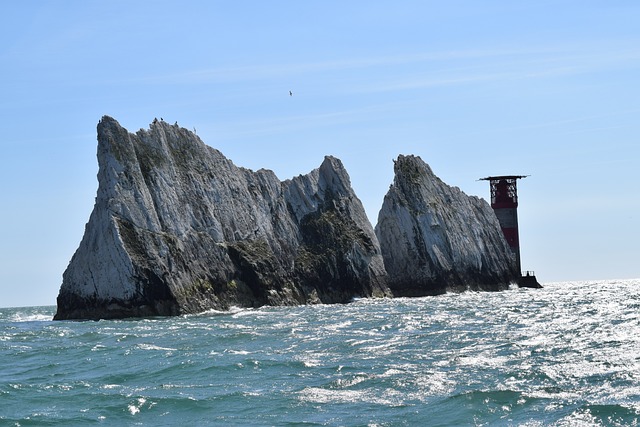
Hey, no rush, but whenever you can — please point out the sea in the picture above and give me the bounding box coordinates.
[1,279,639,426]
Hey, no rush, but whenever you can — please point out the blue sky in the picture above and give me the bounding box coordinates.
[1,1,639,307]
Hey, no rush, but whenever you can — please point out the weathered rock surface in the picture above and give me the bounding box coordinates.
[375,155,518,296]
[54,117,390,320]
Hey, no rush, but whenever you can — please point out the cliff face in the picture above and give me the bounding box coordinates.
[55,118,521,320]
[54,117,389,320]
[375,155,518,296]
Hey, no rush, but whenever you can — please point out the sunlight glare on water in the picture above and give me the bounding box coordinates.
[1,279,639,425]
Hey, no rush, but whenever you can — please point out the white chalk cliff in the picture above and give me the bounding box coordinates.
[55,118,519,320]
[54,117,390,320]
[375,155,518,296]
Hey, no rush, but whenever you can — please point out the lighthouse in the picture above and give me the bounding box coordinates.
[479,175,541,288]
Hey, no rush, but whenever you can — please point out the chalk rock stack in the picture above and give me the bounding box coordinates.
[375,155,518,296]
[55,117,521,320]
[54,117,390,320]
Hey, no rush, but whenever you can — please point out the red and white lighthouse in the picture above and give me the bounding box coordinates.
[480,175,541,288]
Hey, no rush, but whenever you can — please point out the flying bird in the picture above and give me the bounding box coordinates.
[289,90,293,96]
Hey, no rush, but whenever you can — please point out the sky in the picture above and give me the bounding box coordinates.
[1,1,639,307]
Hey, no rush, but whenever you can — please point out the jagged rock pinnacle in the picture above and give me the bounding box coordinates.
[375,155,518,296]
[54,117,390,320]
[55,119,519,320]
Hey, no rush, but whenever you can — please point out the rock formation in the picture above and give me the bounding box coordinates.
[54,116,523,320]
[375,155,518,296]
[54,117,390,320]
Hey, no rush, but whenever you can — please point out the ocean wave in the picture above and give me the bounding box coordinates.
[1,307,55,323]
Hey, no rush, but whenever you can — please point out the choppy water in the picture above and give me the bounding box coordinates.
[2,279,639,426]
